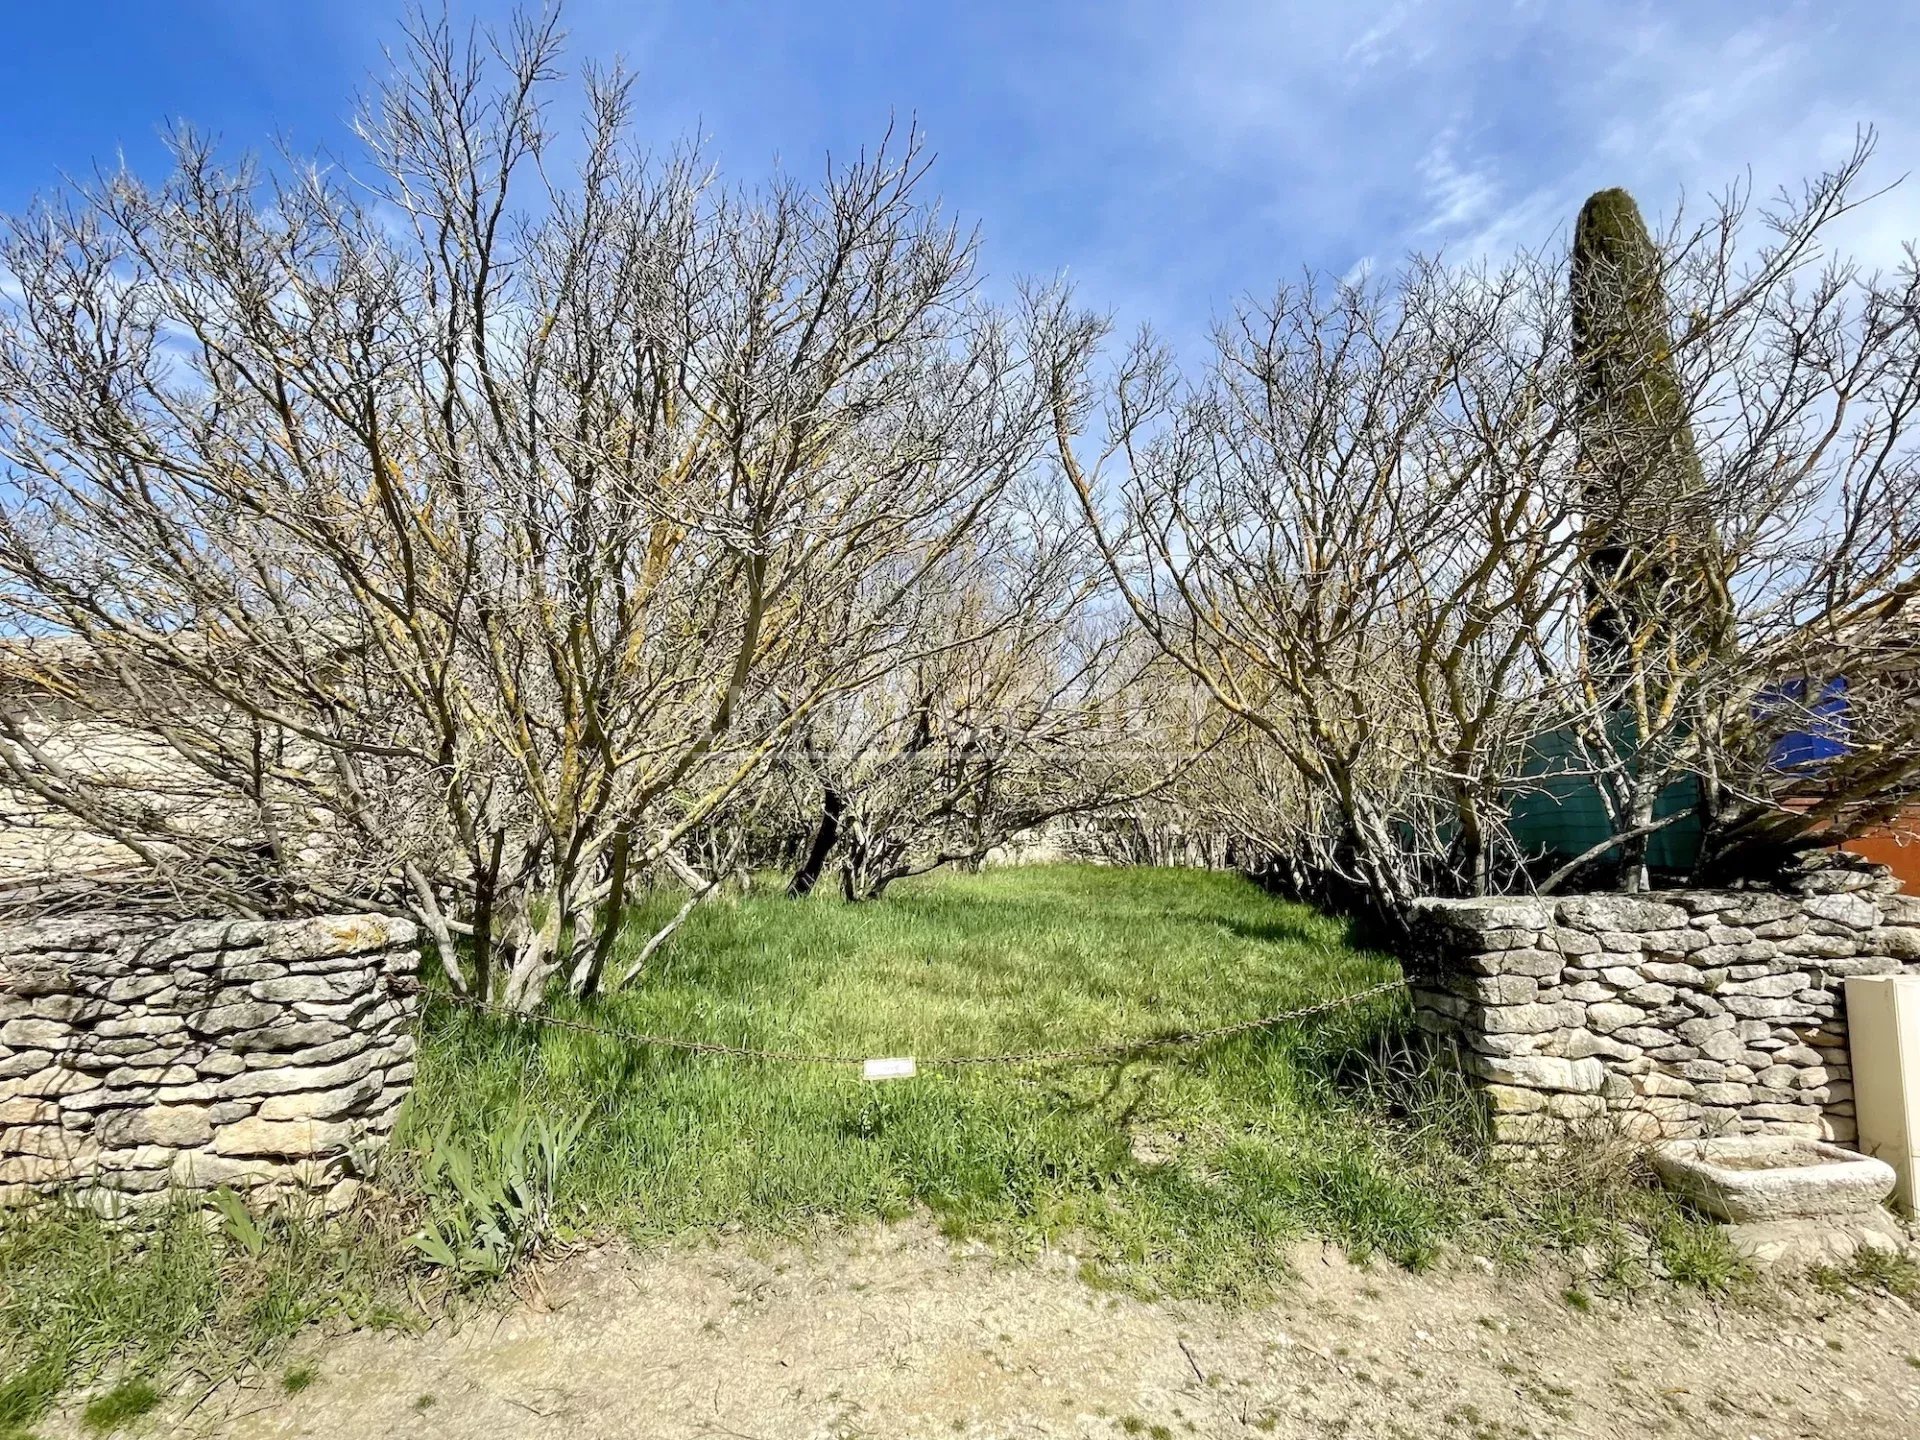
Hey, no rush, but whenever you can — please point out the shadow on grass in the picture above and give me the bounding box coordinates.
[1216,912,1349,948]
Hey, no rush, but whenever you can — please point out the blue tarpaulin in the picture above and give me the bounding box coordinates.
[1763,675,1851,771]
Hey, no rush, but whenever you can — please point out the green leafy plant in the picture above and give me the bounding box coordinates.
[1808,1246,1920,1301]
[208,1189,268,1260]
[1652,1214,1749,1293]
[411,1111,584,1283]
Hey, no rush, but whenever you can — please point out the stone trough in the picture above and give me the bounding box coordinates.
[1653,1136,1905,1266]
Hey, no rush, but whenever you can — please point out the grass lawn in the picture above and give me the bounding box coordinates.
[416,863,1424,1294]
[1,865,1747,1432]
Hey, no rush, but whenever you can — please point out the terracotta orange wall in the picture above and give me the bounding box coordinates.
[1840,802,1920,894]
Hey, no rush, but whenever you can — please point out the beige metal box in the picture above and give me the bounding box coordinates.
[1845,974,1920,1216]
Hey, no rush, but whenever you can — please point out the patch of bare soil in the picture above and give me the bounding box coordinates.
[92,1223,1920,1439]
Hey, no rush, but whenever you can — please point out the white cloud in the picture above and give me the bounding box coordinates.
[1110,0,1920,279]
[1416,128,1499,235]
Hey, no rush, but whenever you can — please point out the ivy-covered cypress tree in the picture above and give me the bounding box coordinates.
[1570,187,1724,668]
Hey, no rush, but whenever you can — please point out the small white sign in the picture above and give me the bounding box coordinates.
[862,1056,917,1081]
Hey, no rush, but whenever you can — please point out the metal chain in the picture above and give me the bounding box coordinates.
[394,974,1407,1071]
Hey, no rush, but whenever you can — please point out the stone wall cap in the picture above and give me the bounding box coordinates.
[1407,896,1552,929]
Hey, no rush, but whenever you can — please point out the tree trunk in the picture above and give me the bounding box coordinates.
[838,830,903,901]
[1619,782,1658,893]
[470,831,504,1003]
[572,824,633,999]
[788,787,845,897]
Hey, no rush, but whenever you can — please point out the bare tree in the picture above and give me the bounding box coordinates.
[1047,255,1588,921]
[1050,144,1920,917]
[0,11,1072,1006]
[776,477,1173,900]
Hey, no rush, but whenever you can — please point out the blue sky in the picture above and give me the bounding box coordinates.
[1,1,1914,351]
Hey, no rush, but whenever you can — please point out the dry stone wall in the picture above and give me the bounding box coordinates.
[1407,863,1920,1146]
[0,913,419,1210]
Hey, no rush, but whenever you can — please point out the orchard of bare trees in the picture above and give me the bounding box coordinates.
[0,11,1914,1004]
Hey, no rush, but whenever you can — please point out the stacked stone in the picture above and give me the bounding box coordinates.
[1408,864,1920,1147]
[0,913,419,1210]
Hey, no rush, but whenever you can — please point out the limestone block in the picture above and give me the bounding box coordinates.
[1742,1102,1825,1124]
[0,1048,52,1078]
[1804,893,1880,931]
[93,1013,186,1040]
[1612,1111,1667,1141]
[1,1122,100,1162]
[170,1152,310,1189]
[240,1035,369,1071]
[1490,1114,1566,1144]
[1613,1026,1675,1050]
[1563,1031,1641,1061]
[1555,896,1690,932]
[260,914,418,960]
[1484,1084,1544,1114]
[214,1051,378,1099]
[191,1001,282,1036]
[1480,927,1546,952]
[1465,1030,1547,1057]
[103,1063,198,1089]
[1586,1003,1645,1034]
[0,1153,95,1185]
[94,1104,213,1149]
[212,1115,357,1158]
[1471,1054,1605,1093]
[1820,956,1903,978]
[1699,1031,1744,1063]
[226,1019,349,1054]
[248,972,372,1005]
[1460,974,1538,1006]
[256,1072,385,1121]
[1548,927,1603,957]
[1541,1092,1605,1119]
[1479,1002,1581,1035]
[1638,1071,1696,1099]
[1722,894,1801,927]
[1641,961,1705,985]
[1466,948,1563,979]
[1779,933,1860,960]
[1719,973,1810,999]
[0,1017,70,1049]
[0,1097,57,1125]
[1723,996,1795,1019]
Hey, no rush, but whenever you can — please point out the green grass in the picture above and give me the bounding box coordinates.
[1808,1246,1920,1301]
[0,1198,411,1433]
[0,864,1735,1427]
[79,1379,159,1434]
[412,865,1443,1294]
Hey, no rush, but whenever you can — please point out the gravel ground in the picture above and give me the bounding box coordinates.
[71,1222,1920,1440]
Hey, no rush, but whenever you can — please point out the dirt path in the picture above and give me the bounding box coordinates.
[123,1224,1920,1440]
